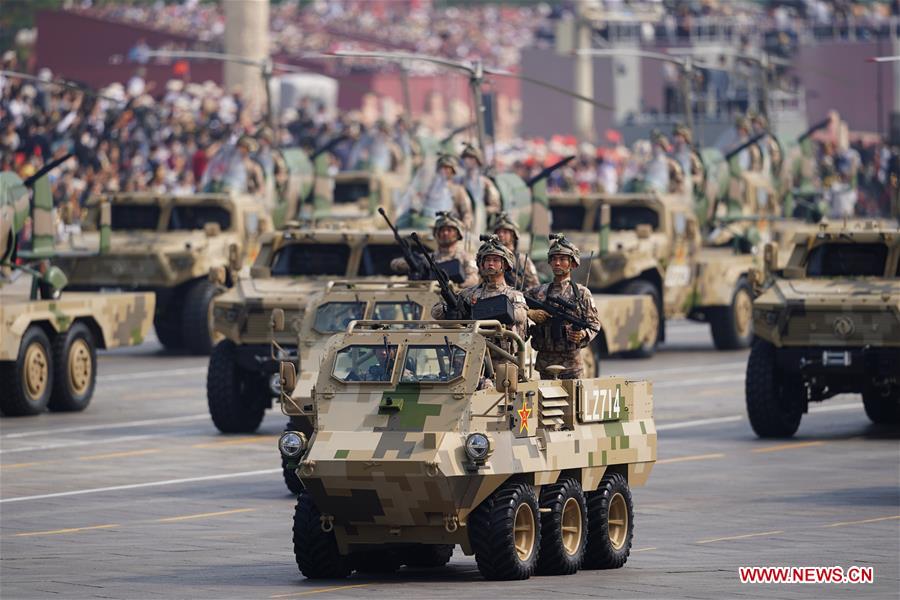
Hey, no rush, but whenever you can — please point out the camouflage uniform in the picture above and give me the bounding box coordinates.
[460,144,502,218]
[431,237,528,340]
[390,213,478,287]
[423,155,473,232]
[527,237,601,379]
[493,213,539,289]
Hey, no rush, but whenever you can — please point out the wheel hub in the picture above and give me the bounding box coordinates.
[734,290,752,336]
[24,342,49,400]
[561,497,583,555]
[608,492,628,550]
[68,338,92,395]
[513,503,536,561]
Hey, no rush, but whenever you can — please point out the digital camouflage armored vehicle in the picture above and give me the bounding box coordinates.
[53,192,272,354]
[1,167,154,416]
[549,191,755,356]
[207,230,438,433]
[746,222,900,437]
[276,319,656,580]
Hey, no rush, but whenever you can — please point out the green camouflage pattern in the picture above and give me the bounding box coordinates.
[283,320,656,553]
[752,221,900,348]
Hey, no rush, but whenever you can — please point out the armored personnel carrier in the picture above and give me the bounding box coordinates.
[276,319,656,580]
[746,222,900,437]
[53,192,272,354]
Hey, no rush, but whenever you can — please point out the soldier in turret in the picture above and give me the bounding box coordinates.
[493,213,539,289]
[527,236,601,379]
[391,212,478,288]
[459,144,502,220]
[421,154,473,231]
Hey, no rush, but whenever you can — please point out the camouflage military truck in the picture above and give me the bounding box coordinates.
[1,168,155,416]
[746,222,900,437]
[549,191,755,356]
[276,319,656,580]
[207,230,438,433]
[53,192,272,354]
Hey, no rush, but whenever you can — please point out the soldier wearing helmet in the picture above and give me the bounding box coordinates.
[645,129,670,193]
[431,235,528,339]
[459,143,502,218]
[421,154,473,231]
[527,235,601,380]
[493,213,539,289]
[391,212,478,287]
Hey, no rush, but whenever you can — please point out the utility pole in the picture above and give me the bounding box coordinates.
[573,2,595,141]
[224,0,270,117]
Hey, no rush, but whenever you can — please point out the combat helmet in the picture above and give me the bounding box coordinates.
[436,154,460,175]
[492,212,520,242]
[476,235,515,271]
[460,143,484,166]
[433,211,465,240]
[673,123,692,145]
[547,234,580,266]
[236,134,259,153]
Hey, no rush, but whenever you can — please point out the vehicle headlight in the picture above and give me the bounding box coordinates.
[464,432,491,463]
[279,431,307,459]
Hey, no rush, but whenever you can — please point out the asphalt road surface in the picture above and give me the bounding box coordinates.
[2,321,898,599]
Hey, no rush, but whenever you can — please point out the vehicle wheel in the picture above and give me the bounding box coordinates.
[862,387,900,425]
[293,493,350,579]
[0,326,53,416]
[153,298,183,350]
[469,481,541,580]
[182,279,223,355]
[537,478,587,575]
[207,340,266,433]
[48,322,96,412]
[282,456,304,495]
[745,340,804,438]
[583,472,633,570]
[620,280,660,359]
[400,544,454,568]
[710,278,754,350]
[351,549,402,574]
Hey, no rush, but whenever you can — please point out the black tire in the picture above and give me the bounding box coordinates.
[862,387,900,425]
[282,456,304,495]
[469,481,541,580]
[400,544,454,568]
[745,339,804,438]
[620,280,660,359]
[351,549,402,574]
[153,296,183,350]
[537,478,587,575]
[583,472,634,570]
[48,322,96,412]
[0,326,53,416]
[182,279,222,355]
[293,493,351,579]
[710,279,753,350]
[207,340,266,433]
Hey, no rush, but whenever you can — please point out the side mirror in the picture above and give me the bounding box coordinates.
[271,308,286,332]
[763,242,778,272]
[99,202,111,254]
[228,242,242,271]
[747,267,763,288]
[279,360,297,395]
[208,266,227,286]
[204,222,221,237]
[44,265,68,296]
[636,224,652,239]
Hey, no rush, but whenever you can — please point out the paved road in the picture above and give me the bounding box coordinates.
[2,322,898,599]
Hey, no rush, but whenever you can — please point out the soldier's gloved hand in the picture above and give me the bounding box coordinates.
[528,309,551,324]
[566,327,586,343]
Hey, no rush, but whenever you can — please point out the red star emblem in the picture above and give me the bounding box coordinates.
[518,403,532,433]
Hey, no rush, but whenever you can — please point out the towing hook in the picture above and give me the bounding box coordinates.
[444,515,459,533]
[320,515,334,533]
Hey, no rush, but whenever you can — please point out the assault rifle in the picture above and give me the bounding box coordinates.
[525,293,599,343]
[378,208,430,280]
[410,232,470,319]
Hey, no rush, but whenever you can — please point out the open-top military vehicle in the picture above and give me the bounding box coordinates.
[550,191,755,356]
[746,221,900,437]
[1,165,154,416]
[53,192,272,354]
[276,318,656,580]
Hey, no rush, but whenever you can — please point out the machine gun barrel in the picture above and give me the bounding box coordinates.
[378,208,428,279]
[526,155,576,188]
[410,232,469,319]
[724,132,768,162]
[796,117,831,143]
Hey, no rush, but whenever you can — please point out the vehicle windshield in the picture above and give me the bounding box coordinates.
[168,205,231,231]
[334,180,371,204]
[400,344,466,383]
[201,146,247,193]
[359,243,403,276]
[314,302,365,333]
[372,301,423,322]
[270,243,351,276]
[593,205,660,231]
[805,243,888,277]
[333,343,398,383]
[549,205,585,231]
[110,204,161,230]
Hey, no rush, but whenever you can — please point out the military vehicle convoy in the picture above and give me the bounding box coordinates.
[1,167,155,416]
[549,191,755,356]
[276,319,656,580]
[746,222,900,437]
[53,192,272,354]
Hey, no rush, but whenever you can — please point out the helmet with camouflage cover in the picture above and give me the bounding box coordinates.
[492,212,520,242]
[476,234,515,271]
[433,211,464,240]
[547,234,580,266]
[460,143,484,166]
[436,154,459,175]
[237,134,259,153]
[735,115,751,134]
[672,123,692,145]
